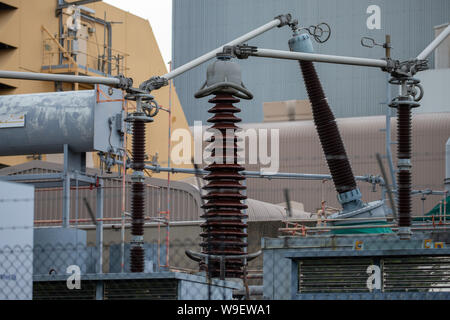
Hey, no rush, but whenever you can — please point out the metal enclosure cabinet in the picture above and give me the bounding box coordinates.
[0,84,124,156]
[262,233,450,300]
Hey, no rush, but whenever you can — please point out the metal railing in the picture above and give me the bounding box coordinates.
[42,34,129,76]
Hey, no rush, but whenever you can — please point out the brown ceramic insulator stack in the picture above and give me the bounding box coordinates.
[396,104,412,228]
[298,60,357,194]
[130,120,146,272]
[200,93,248,278]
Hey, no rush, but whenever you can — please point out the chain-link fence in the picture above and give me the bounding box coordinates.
[0,237,257,300]
[1,230,450,300]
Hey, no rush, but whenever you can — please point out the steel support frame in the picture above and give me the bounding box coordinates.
[0,146,104,284]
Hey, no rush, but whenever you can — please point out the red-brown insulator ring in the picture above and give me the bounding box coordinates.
[397,104,412,228]
[298,60,357,194]
[130,119,146,272]
[200,93,248,278]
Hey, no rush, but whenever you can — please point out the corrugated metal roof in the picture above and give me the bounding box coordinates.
[246,198,311,221]
[236,112,450,216]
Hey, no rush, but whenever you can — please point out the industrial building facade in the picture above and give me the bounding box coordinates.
[173,0,450,125]
[183,112,450,216]
[0,0,193,180]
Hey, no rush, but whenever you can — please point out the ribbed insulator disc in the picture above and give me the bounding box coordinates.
[299,60,357,194]
[397,104,412,228]
[200,94,248,278]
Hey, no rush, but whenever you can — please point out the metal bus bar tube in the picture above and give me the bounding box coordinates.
[103,157,385,184]
[145,164,384,184]
[251,48,388,68]
[0,70,123,86]
[417,23,450,60]
[0,15,293,91]
[160,14,292,81]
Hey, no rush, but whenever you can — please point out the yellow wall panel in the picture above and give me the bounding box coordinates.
[0,5,20,48]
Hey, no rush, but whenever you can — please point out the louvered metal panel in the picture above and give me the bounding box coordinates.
[33,281,97,300]
[298,258,374,293]
[297,256,450,294]
[33,279,178,300]
[104,279,178,300]
[383,256,450,292]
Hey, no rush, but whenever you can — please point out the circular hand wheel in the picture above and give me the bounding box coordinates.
[312,22,331,43]
[142,100,160,117]
[409,83,424,102]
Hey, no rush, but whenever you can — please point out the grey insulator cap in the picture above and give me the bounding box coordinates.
[194,57,253,99]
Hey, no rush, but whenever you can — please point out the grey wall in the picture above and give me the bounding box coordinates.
[173,0,450,125]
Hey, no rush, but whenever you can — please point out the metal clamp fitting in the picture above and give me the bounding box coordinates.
[114,74,133,90]
[131,235,144,244]
[337,188,362,205]
[397,158,411,168]
[398,227,412,240]
[226,45,258,60]
[139,76,169,92]
[131,171,145,183]
[275,13,292,27]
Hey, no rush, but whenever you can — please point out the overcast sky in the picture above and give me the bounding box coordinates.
[104,0,172,65]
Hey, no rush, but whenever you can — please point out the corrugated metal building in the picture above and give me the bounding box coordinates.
[0,161,309,272]
[185,112,450,216]
[242,112,450,215]
[172,0,450,125]
[0,160,309,224]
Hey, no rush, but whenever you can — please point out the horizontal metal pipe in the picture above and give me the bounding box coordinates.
[417,23,450,60]
[279,224,395,231]
[253,48,388,68]
[285,216,394,223]
[162,18,282,80]
[284,215,450,225]
[34,215,166,224]
[108,157,383,183]
[37,220,204,230]
[0,70,120,86]
[143,164,383,184]
[409,190,447,196]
